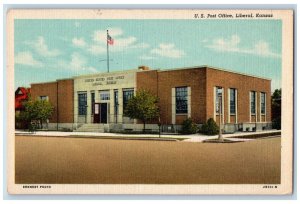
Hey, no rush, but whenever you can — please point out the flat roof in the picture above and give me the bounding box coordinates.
[157,65,271,81]
[30,78,74,86]
[30,65,272,85]
[72,69,140,79]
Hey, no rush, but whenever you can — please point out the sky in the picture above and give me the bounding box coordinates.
[14,19,282,91]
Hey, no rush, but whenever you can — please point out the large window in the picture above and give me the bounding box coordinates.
[230,88,236,115]
[100,90,110,100]
[215,87,223,114]
[91,92,95,114]
[39,96,48,101]
[123,89,134,109]
[114,90,118,122]
[250,91,256,115]
[78,93,87,115]
[175,87,188,114]
[261,92,266,114]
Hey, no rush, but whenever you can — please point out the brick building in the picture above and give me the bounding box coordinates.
[29,65,271,133]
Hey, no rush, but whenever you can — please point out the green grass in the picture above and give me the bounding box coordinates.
[202,139,242,143]
[230,132,281,139]
[16,134,188,141]
[71,135,187,141]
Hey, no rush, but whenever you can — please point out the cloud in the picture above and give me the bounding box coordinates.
[26,36,61,57]
[254,40,280,58]
[57,52,98,73]
[92,28,149,52]
[71,36,106,55]
[139,55,157,60]
[130,43,150,49]
[116,36,137,47]
[71,28,149,56]
[72,37,86,47]
[206,35,281,58]
[87,45,106,55]
[15,51,43,67]
[207,35,240,52]
[69,52,86,70]
[150,43,185,58]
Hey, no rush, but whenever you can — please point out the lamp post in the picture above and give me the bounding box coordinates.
[158,117,161,138]
[218,95,224,142]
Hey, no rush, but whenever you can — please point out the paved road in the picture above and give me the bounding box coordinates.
[15,136,281,184]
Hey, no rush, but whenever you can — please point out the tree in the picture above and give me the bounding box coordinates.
[272,89,281,129]
[124,89,160,132]
[20,99,54,129]
[200,118,219,135]
[181,118,198,134]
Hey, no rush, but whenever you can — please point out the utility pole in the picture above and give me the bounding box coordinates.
[218,95,224,142]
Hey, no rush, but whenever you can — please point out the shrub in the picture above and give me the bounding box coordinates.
[272,117,281,130]
[181,118,199,134]
[200,118,219,135]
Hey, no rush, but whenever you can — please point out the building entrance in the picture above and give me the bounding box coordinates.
[93,103,108,124]
[93,103,100,123]
[100,103,108,124]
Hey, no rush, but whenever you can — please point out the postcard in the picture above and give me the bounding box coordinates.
[6,9,293,194]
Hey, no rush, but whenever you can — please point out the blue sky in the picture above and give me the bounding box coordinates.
[14,19,282,91]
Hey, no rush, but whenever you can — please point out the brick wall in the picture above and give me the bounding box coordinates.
[30,79,74,123]
[31,82,58,123]
[137,68,207,125]
[206,67,271,124]
[136,70,158,96]
[137,67,271,125]
[57,79,74,123]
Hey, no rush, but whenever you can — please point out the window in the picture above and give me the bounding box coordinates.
[91,92,95,114]
[123,89,134,109]
[39,96,48,101]
[261,92,266,115]
[250,91,256,115]
[78,93,87,115]
[176,87,188,114]
[230,88,236,115]
[100,90,110,100]
[114,90,118,122]
[215,87,223,114]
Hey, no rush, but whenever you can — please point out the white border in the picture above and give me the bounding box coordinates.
[4,7,294,196]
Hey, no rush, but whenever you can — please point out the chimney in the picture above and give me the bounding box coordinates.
[138,65,150,71]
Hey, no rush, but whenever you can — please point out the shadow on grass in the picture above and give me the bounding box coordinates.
[202,139,243,143]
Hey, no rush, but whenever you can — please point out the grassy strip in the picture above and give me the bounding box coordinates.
[202,139,242,143]
[16,134,186,141]
[73,135,189,141]
[230,132,281,139]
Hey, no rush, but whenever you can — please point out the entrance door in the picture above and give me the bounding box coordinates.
[93,103,100,123]
[100,103,108,124]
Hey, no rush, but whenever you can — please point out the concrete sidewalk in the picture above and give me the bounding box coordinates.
[15,129,281,142]
[183,130,281,142]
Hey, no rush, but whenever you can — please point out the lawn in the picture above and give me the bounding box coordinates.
[15,135,281,184]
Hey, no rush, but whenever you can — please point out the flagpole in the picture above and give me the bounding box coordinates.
[107,30,109,73]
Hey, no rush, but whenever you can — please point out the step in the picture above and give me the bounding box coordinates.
[75,123,106,133]
[76,128,104,132]
[79,124,105,127]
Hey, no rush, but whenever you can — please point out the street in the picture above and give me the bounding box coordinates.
[15,135,281,184]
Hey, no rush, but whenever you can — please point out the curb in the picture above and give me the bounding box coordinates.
[15,134,179,142]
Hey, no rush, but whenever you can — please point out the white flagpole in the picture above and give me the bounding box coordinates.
[107,30,110,73]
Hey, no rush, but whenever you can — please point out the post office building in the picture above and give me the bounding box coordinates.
[30,65,272,133]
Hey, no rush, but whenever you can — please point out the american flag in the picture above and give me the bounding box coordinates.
[107,34,114,45]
